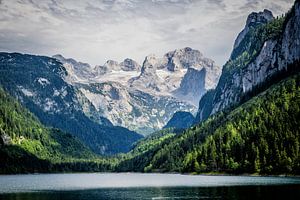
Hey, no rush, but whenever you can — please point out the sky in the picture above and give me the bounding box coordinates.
[0,0,295,66]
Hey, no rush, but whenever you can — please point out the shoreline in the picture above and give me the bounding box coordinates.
[1,171,300,178]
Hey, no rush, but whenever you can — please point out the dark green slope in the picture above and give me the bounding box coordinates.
[116,128,179,172]
[0,52,142,154]
[117,70,300,174]
[164,111,195,129]
[0,87,108,173]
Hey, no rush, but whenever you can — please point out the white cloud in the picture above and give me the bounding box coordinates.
[0,0,295,66]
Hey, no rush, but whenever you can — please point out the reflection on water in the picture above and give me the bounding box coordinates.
[0,173,300,200]
[1,186,300,200]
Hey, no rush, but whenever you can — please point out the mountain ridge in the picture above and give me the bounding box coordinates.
[55,47,221,135]
[0,52,142,155]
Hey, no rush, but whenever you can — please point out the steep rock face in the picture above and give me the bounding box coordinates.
[173,68,206,106]
[79,81,195,135]
[0,53,142,155]
[233,9,274,51]
[129,54,166,93]
[281,1,300,65]
[196,1,300,122]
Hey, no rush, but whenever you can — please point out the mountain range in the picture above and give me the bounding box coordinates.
[53,47,221,134]
[0,46,221,154]
[0,0,300,175]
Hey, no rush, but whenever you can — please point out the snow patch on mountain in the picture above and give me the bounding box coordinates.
[53,47,221,134]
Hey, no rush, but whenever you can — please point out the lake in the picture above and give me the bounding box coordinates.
[0,173,300,199]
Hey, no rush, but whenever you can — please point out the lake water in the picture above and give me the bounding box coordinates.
[0,173,300,199]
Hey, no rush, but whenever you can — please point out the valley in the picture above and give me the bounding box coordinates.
[0,0,300,177]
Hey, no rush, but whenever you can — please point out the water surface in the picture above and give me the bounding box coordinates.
[0,173,299,199]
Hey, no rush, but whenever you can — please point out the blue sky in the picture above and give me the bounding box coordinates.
[0,0,294,66]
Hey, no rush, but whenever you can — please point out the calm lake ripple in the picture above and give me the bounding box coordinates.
[0,173,300,200]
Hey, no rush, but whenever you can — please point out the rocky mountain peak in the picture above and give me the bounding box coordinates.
[120,58,141,71]
[104,60,120,71]
[233,9,274,50]
[165,47,212,71]
[53,54,91,70]
[141,54,159,76]
[246,9,274,28]
[52,54,93,82]
[52,54,64,61]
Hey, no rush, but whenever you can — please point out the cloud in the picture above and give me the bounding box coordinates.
[0,0,295,66]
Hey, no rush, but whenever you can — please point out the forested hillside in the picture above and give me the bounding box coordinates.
[116,70,300,174]
[116,128,178,172]
[0,87,113,173]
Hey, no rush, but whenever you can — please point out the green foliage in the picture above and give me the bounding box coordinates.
[192,74,300,174]
[0,87,117,173]
[119,72,300,175]
[0,87,94,160]
[115,128,178,172]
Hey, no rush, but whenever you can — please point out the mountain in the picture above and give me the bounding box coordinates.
[117,64,300,174]
[232,9,274,50]
[0,87,99,173]
[196,1,300,122]
[0,53,142,155]
[56,47,221,135]
[129,47,221,106]
[120,58,142,71]
[164,111,195,129]
[114,0,300,174]
[77,81,194,134]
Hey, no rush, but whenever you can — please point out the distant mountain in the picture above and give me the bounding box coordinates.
[76,81,194,134]
[0,53,142,155]
[196,2,300,123]
[129,47,221,106]
[164,111,195,129]
[56,47,221,135]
